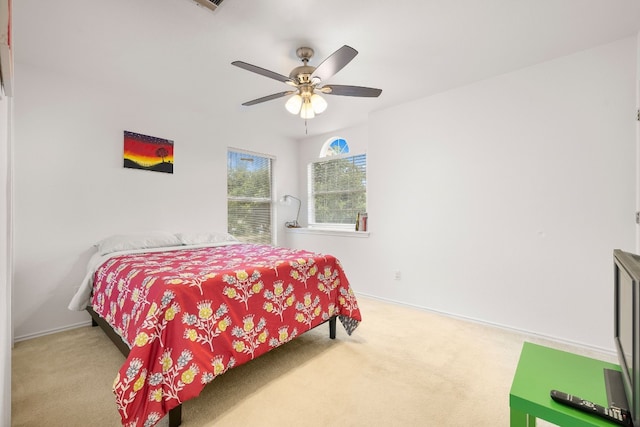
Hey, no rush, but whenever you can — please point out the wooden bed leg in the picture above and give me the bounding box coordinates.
[91,318,98,327]
[329,316,336,339]
[168,405,182,427]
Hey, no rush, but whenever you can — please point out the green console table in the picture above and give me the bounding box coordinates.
[510,341,624,427]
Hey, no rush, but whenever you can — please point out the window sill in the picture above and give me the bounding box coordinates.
[285,227,370,238]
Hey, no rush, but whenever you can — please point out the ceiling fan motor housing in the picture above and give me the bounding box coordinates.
[289,66,315,84]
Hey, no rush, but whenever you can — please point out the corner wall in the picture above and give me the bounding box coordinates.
[288,37,637,351]
[636,31,640,253]
[12,63,300,340]
[0,74,12,427]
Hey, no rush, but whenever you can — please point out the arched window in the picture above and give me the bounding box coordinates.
[309,137,367,229]
[320,137,349,157]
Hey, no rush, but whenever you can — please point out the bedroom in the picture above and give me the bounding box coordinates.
[2,0,640,425]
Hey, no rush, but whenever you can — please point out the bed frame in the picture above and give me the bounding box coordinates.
[87,306,337,427]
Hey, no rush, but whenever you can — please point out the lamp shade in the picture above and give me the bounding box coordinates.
[310,94,327,114]
[300,98,315,119]
[285,94,303,115]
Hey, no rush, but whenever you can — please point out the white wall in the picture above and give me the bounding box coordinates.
[637,32,640,253]
[11,35,638,353]
[287,37,637,352]
[12,63,299,340]
[0,81,13,427]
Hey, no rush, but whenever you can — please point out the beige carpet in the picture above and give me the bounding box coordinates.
[11,297,612,426]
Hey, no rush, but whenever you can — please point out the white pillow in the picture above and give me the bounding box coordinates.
[175,231,238,245]
[96,231,182,255]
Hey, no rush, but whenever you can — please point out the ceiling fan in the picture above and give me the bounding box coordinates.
[231,45,382,119]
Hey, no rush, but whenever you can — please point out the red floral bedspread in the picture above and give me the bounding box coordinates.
[90,243,361,427]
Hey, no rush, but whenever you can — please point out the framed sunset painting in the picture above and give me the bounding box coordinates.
[123,131,174,174]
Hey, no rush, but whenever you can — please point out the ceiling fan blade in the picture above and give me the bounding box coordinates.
[311,45,358,82]
[241,91,295,106]
[231,61,294,85]
[321,85,382,97]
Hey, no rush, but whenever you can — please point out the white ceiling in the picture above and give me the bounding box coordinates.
[12,0,640,139]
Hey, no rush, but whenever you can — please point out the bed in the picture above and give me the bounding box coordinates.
[68,231,362,427]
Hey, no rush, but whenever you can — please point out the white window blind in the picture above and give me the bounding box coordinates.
[227,150,273,244]
[308,153,366,227]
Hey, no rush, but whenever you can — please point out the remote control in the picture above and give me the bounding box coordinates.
[550,390,632,426]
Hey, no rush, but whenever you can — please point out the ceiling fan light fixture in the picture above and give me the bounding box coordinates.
[233,45,382,126]
[300,98,315,119]
[285,94,303,115]
[310,93,328,114]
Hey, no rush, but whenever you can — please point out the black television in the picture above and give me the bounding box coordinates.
[614,249,640,426]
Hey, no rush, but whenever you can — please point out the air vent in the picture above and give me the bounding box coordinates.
[191,0,223,12]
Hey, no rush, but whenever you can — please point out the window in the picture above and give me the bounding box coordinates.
[320,137,350,157]
[308,153,366,228]
[227,149,273,244]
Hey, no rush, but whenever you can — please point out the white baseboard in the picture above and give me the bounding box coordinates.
[356,292,616,360]
[13,320,92,343]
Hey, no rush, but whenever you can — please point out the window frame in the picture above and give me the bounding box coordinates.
[320,137,350,157]
[226,148,274,245]
[307,151,367,231]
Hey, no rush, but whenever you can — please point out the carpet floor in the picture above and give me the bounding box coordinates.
[11,296,612,426]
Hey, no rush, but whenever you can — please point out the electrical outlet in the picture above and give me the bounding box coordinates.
[394,270,401,281]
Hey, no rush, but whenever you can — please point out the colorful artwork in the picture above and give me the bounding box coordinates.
[124,131,174,174]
